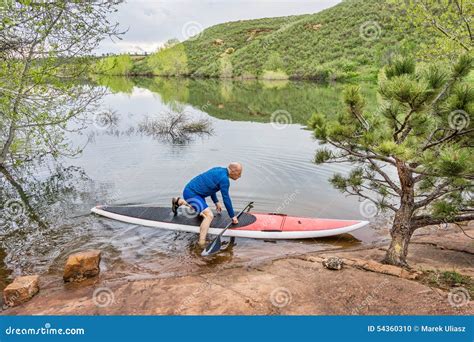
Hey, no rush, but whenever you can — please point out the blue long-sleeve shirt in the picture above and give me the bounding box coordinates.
[185,167,235,217]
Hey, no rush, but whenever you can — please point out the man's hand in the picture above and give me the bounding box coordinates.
[215,202,223,213]
[232,216,238,224]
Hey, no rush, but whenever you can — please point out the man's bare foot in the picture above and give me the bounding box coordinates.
[172,197,180,216]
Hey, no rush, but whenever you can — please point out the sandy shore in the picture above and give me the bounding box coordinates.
[2,224,473,315]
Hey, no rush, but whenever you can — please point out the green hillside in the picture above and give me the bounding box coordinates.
[96,0,433,81]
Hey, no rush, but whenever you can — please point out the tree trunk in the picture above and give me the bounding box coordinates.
[383,211,414,267]
[383,159,415,267]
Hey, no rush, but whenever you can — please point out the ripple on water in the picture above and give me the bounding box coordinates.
[1,87,386,286]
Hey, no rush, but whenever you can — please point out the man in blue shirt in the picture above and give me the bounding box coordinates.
[172,162,243,247]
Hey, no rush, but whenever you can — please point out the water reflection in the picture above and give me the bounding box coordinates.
[0,77,382,289]
[0,164,95,276]
[92,76,378,125]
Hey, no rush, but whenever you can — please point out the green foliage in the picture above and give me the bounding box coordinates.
[330,173,347,192]
[420,270,474,296]
[147,44,189,76]
[219,56,233,78]
[261,70,289,80]
[314,148,332,164]
[343,85,365,115]
[93,0,440,80]
[392,0,472,60]
[431,200,460,219]
[93,76,378,125]
[424,64,448,90]
[452,53,473,79]
[92,75,134,94]
[263,52,285,71]
[310,54,473,226]
[379,74,431,109]
[93,54,133,76]
[385,57,415,79]
[436,148,471,177]
[0,1,122,168]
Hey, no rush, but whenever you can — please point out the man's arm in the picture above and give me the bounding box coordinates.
[220,178,235,218]
[210,192,218,204]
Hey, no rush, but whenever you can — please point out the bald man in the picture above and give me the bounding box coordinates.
[172,163,243,247]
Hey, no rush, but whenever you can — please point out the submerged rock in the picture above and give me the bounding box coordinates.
[3,275,40,307]
[63,250,101,282]
[323,256,343,270]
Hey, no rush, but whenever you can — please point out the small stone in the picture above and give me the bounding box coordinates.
[63,250,101,282]
[3,275,39,307]
[323,256,343,270]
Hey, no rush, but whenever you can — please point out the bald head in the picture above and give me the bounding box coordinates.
[228,162,242,180]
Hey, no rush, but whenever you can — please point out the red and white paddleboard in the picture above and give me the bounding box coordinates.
[91,205,368,239]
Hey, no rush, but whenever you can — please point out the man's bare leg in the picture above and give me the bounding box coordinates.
[177,198,191,208]
[172,197,192,215]
[198,208,214,247]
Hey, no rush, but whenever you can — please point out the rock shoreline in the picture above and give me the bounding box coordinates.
[2,225,473,315]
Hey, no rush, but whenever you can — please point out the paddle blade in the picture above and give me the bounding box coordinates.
[201,236,222,256]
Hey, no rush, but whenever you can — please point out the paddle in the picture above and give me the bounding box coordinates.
[201,201,254,257]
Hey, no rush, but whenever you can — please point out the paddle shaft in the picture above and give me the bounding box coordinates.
[201,201,254,256]
[217,201,254,238]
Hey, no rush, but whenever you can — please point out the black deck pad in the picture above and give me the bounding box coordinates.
[101,206,257,228]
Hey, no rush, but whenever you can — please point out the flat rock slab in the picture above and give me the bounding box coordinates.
[3,225,473,315]
[3,275,39,307]
[63,250,101,282]
[3,256,473,315]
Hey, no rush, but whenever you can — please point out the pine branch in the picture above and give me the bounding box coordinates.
[419,0,471,51]
[327,139,396,166]
[394,108,415,143]
[422,128,474,151]
[414,180,452,209]
[412,214,474,229]
[367,159,402,195]
[453,0,473,44]
[345,187,398,212]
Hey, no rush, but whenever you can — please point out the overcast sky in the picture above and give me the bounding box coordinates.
[96,0,342,54]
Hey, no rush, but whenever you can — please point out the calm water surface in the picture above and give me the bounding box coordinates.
[1,78,386,286]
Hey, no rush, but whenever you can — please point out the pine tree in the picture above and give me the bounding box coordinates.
[310,54,473,267]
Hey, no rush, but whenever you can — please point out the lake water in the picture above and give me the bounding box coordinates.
[0,77,386,288]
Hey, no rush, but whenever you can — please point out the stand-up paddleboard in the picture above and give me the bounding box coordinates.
[91,205,369,239]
